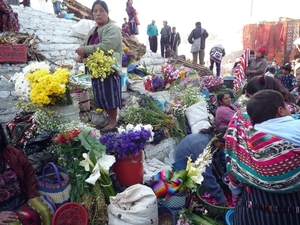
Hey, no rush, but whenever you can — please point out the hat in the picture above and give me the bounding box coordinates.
[256,46,266,55]
[283,65,292,72]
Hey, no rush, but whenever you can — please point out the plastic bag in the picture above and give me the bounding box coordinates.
[22,130,58,156]
[28,151,55,176]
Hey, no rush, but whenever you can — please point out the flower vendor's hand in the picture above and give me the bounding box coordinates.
[219,200,229,207]
[75,47,85,57]
[76,56,83,63]
[0,211,18,224]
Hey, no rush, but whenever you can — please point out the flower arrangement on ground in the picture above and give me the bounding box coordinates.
[13,62,73,107]
[161,62,184,86]
[119,95,177,135]
[122,46,135,67]
[99,124,154,158]
[84,48,115,81]
[52,129,115,224]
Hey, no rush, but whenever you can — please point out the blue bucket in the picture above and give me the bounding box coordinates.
[225,209,234,225]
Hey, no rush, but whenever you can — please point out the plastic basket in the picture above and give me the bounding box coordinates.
[225,209,234,225]
[197,185,234,217]
[158,206,176,225]
[52,202,88,225]
[0,44,27,63]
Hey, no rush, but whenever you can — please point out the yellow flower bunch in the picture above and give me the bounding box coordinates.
[26,68,70,106]
[84,48,116,81]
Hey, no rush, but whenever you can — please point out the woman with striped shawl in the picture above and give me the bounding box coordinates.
[226,78,300,225]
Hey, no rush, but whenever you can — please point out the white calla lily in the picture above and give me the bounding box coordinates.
[82,153,94,167]
[79,159,90,171]
[96,154,115,172]
[85,163,101,185]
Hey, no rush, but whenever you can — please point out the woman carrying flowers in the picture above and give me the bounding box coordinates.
[173,126,229,207]
[75,0,122,133]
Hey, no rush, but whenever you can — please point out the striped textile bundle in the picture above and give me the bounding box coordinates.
[233,49,250,92]
[225,109,300,194]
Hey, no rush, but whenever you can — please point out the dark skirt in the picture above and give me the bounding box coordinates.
[91,74,122,110]
[234,186,300,225]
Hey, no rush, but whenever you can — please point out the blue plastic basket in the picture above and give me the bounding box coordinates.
[158,206,176,225]
[225,209,234,225]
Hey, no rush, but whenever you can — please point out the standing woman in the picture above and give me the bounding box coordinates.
[126,0,139,39]
[75,0,122,133]
[215,92,238,127]
[247,46,268,79]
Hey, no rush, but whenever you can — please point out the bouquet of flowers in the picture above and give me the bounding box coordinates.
[84,48,116,81]
[172,136,218,193]
[144,75,166,92]
[99,124,154,158]
[119,95,176,130]
[53,129,114,224]
[13,62,72,107]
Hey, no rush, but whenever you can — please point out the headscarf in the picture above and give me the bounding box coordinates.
[256,46,266,55]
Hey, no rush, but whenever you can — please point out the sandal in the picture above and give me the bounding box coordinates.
[97,120,109,129]
[100,124,117,133]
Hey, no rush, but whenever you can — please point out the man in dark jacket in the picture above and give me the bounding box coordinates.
[170,27,181,56]
[160,21,171,58]
[188,22,209,65]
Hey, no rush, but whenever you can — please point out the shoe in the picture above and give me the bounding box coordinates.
[100,124,117,133]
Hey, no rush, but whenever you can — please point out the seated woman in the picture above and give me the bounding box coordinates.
[290,63,300,105]
[0,125,52,225]
[226,89,300,225]
[174,126,228,206]
[215,92,238,127]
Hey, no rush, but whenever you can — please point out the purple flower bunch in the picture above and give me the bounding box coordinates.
[152,76,165,91]
[99,125,153,158]
[122,53,134,67]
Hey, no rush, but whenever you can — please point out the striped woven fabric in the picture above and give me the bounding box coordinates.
[225,108,300,193]
[233,49,249,92]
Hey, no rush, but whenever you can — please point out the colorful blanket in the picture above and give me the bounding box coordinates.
[225,108,300,194]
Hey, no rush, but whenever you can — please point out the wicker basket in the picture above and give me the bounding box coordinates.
[71,90,90,112]
[0,44,27,63]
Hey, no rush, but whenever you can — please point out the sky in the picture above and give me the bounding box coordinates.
[32,0,300,57]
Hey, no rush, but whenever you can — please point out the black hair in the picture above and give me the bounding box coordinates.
[200,126,228,143]
[195,22,201,26]
[172,27,176,29]
[92,0,108,14]
[247,90,286,125]
[250,50,255,55]
[0,124,8,151]
[245,75,293,102]
[217,92,231,106]
[165,44,171,49]
[268,66,276,74]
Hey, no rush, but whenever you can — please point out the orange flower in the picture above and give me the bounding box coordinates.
[179,70,185,80]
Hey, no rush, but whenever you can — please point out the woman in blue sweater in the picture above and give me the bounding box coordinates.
[174,126,228,206]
